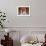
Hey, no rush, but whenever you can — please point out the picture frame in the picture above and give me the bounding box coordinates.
[17,6,31,16]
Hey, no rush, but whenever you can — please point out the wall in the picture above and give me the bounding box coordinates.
[0,0,46,27]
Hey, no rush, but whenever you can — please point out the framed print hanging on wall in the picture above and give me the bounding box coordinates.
[17,6,31,16]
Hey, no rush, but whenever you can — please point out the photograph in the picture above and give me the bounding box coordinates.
[18,7,29,15]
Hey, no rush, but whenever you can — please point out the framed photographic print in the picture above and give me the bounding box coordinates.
[17,6,30,16]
